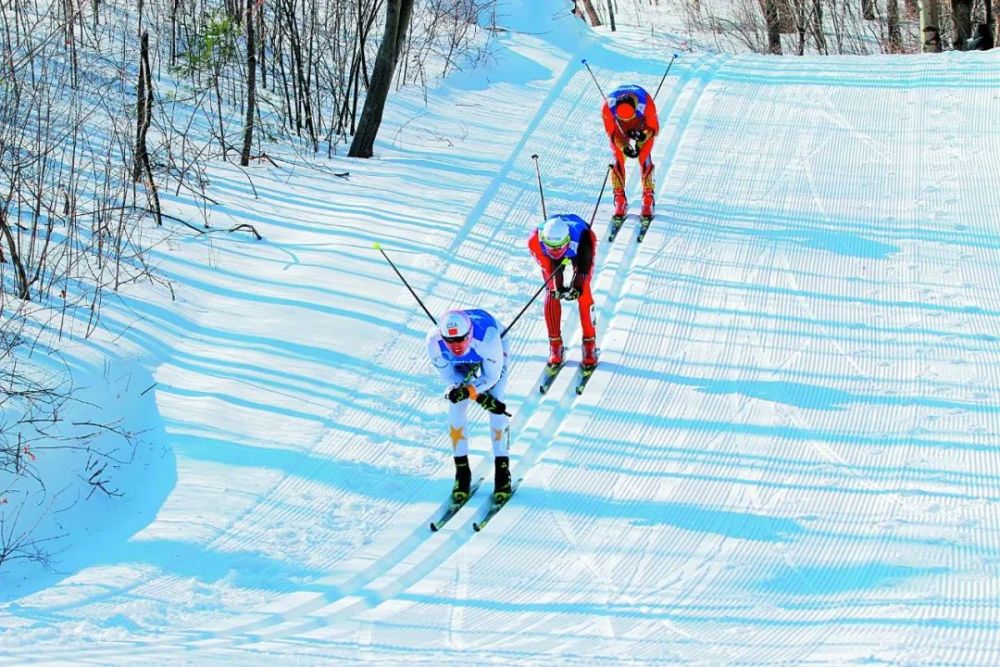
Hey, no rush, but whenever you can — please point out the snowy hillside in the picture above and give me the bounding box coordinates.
[3,0,1000,664]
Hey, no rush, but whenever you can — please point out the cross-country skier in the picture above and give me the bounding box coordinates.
[602,84,660,220]
[528,214,598,370]
[426,309,512,504]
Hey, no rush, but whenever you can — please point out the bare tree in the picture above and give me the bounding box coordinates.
[240,0,257,166]
[763,0,783,52]
[952,0,974,47]
[887,0,903,51]
[577,0,603,25]
[134,31,162,225]
[349,0,414,158]
[812,0,828,52]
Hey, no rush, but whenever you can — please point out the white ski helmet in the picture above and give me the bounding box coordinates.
[439,310,473,355]
[539,217,571,256]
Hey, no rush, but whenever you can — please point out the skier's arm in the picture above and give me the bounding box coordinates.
[572,229,596,290]
[602,104,626,150]
[645,97,660,136]
[637,135,655,165]
[468,328,504,394]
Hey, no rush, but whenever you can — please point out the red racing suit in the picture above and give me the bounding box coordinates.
[527,214,597,343]
[602,84,660,197]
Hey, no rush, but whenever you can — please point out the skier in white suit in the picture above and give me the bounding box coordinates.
[426,308,512,504]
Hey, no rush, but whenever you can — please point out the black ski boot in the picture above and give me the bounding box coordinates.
[452,455,471,503]
[493,456,512,503]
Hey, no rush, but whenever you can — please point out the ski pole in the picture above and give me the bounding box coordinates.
[653,53,679,100]
[530,154,548,220]
[501,258,570,339]
[373,243,437,325]
[581,59,607,99]
[587,164,612,229]
[583,59,632,146]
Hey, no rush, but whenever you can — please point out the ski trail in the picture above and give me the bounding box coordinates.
[0,37,598,667]
[186,52,727,652]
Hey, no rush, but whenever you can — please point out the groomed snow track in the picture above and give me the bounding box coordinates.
[3,37,1000,667]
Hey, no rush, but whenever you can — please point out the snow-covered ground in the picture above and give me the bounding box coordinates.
[3,0,1000,663]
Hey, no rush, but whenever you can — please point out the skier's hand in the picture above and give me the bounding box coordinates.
[447,385,476,403]
[476,392,508,415]
[561,287,581,301]
[623,142,639,158]
[627,128,645,142]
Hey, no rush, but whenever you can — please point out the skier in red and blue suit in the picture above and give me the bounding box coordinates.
[602,84,660,219]
[527,214,598,369]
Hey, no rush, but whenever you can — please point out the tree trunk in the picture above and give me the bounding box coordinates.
[64,0,79,88]
[241,0,256,166]
[764,0,783,53]
[134,31,150,183]
[170,0,177,67]
[134,31,161,225]
[993,0,999,46]
[607,0,617,31]
[862,0,876,20]
[953,0,973,48]
[812,0,828,53]
[578,0,602,25]
[0,200,30,301]
[348,0,414,158]
[778,0,797,33]
[887,0,902,51]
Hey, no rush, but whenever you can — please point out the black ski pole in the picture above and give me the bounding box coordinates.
[501,259,570,339]
[587,164,612,229]
[653,53,679,100]
[530,154,548,219]
[582,58,631,146]
[373,243,437,325]
[580,59,607,99]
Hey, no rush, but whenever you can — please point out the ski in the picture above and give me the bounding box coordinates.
[575,363,598,395]
[430,477,484,531]
[636,215,654,243]
[472,478,523,532]
[608,215,626,242]
[538,361,566,394]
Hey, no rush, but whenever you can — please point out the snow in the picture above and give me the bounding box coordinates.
[3,0,1000,664]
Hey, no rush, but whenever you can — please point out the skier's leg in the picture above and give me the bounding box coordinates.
[487,368,510,458]
[640,142,656,218]
[543,285,563,365]
[489,347,512,499]
[577,273,596,340]
[611,148,627,217]
[578,274,598,366]
[448,399,470,457]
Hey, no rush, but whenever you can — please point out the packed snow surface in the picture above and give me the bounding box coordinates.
[2,3,1000,665]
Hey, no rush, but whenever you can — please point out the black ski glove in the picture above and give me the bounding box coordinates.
[627,128,645,142]
[560,287,581,301]
[623,142,639,158]
[447,385,473,403]
[476,392,507,415]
